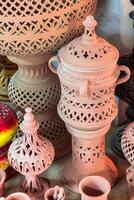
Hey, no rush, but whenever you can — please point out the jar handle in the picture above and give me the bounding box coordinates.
[116,65,131,86]
[79,79,89,98]
[48,55,60,74]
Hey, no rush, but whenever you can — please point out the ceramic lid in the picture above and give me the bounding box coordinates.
[59,15,119,71]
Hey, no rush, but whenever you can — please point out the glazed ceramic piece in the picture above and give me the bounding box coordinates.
[0,103,18,148]
[0,0,97,159]
[0,103,18,178]
[121,122,134,200]
[0,192,31,200]
[49,16,130,192]
[0,56,17,101]
[0,168,6,197]
[8,108,55,200]
[79,176,111,200]
[44,186,65,200]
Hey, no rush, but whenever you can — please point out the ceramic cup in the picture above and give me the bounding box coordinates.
[79,176,111,200]
[6,192,31,200]
[44,186,65,200]
[0,168,6,197]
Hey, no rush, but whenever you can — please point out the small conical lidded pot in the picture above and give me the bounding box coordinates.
[49,15,130,130]
[8,108,55,200]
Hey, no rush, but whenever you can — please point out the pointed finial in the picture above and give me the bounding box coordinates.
[82,15,97,43]
[20,107,39,133]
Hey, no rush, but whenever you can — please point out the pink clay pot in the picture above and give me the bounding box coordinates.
[79,176,111,200]
[6,192,31,200]
[44,186,65,200]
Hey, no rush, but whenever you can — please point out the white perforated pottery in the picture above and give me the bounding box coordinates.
[121,122,134,199]
[49,15,130,192]
[8,108,55,200]
[0,0,97,158]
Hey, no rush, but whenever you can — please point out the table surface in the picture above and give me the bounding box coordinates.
[4,126,130,200]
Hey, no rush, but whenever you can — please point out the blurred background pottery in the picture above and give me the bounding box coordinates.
[110,1,134,158]
[0,56,17,102]
[121,122,134,200]
[5,192,30,200]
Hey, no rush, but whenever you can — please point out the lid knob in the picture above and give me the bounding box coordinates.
[82,15,97,44]
[20,107,39,133]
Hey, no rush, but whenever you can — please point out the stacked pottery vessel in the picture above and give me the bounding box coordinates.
[0,103,18,179]
[49,16,130,192]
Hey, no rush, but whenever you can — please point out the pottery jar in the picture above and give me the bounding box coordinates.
[79,176,111,200]
[49,15,130,130]
[6,192,31,200]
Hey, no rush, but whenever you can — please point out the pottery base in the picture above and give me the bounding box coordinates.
[62,156,118,193]
[19,177,49,200]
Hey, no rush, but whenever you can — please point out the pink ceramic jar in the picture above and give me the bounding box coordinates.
[79,176,111,200]
[49,16,130,192]
[5,192,30,200]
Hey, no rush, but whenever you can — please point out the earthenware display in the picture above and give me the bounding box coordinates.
[0,0,97,158]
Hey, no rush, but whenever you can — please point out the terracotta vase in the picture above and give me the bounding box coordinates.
[8,108,55,200]
[0,0,97,159]
[49,15,130,192]
[79,176,111,200]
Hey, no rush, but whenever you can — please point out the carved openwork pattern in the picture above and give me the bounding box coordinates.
[8,136,54,176]
[67,38,112,62]
[8,137,54,175]
[58,84,117,128]
[72,139,105,164]
[39,114,69,142]
[8,81,60,113]
[126,166,134,187]
[122,123,134,165]
[0,0,96,56]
